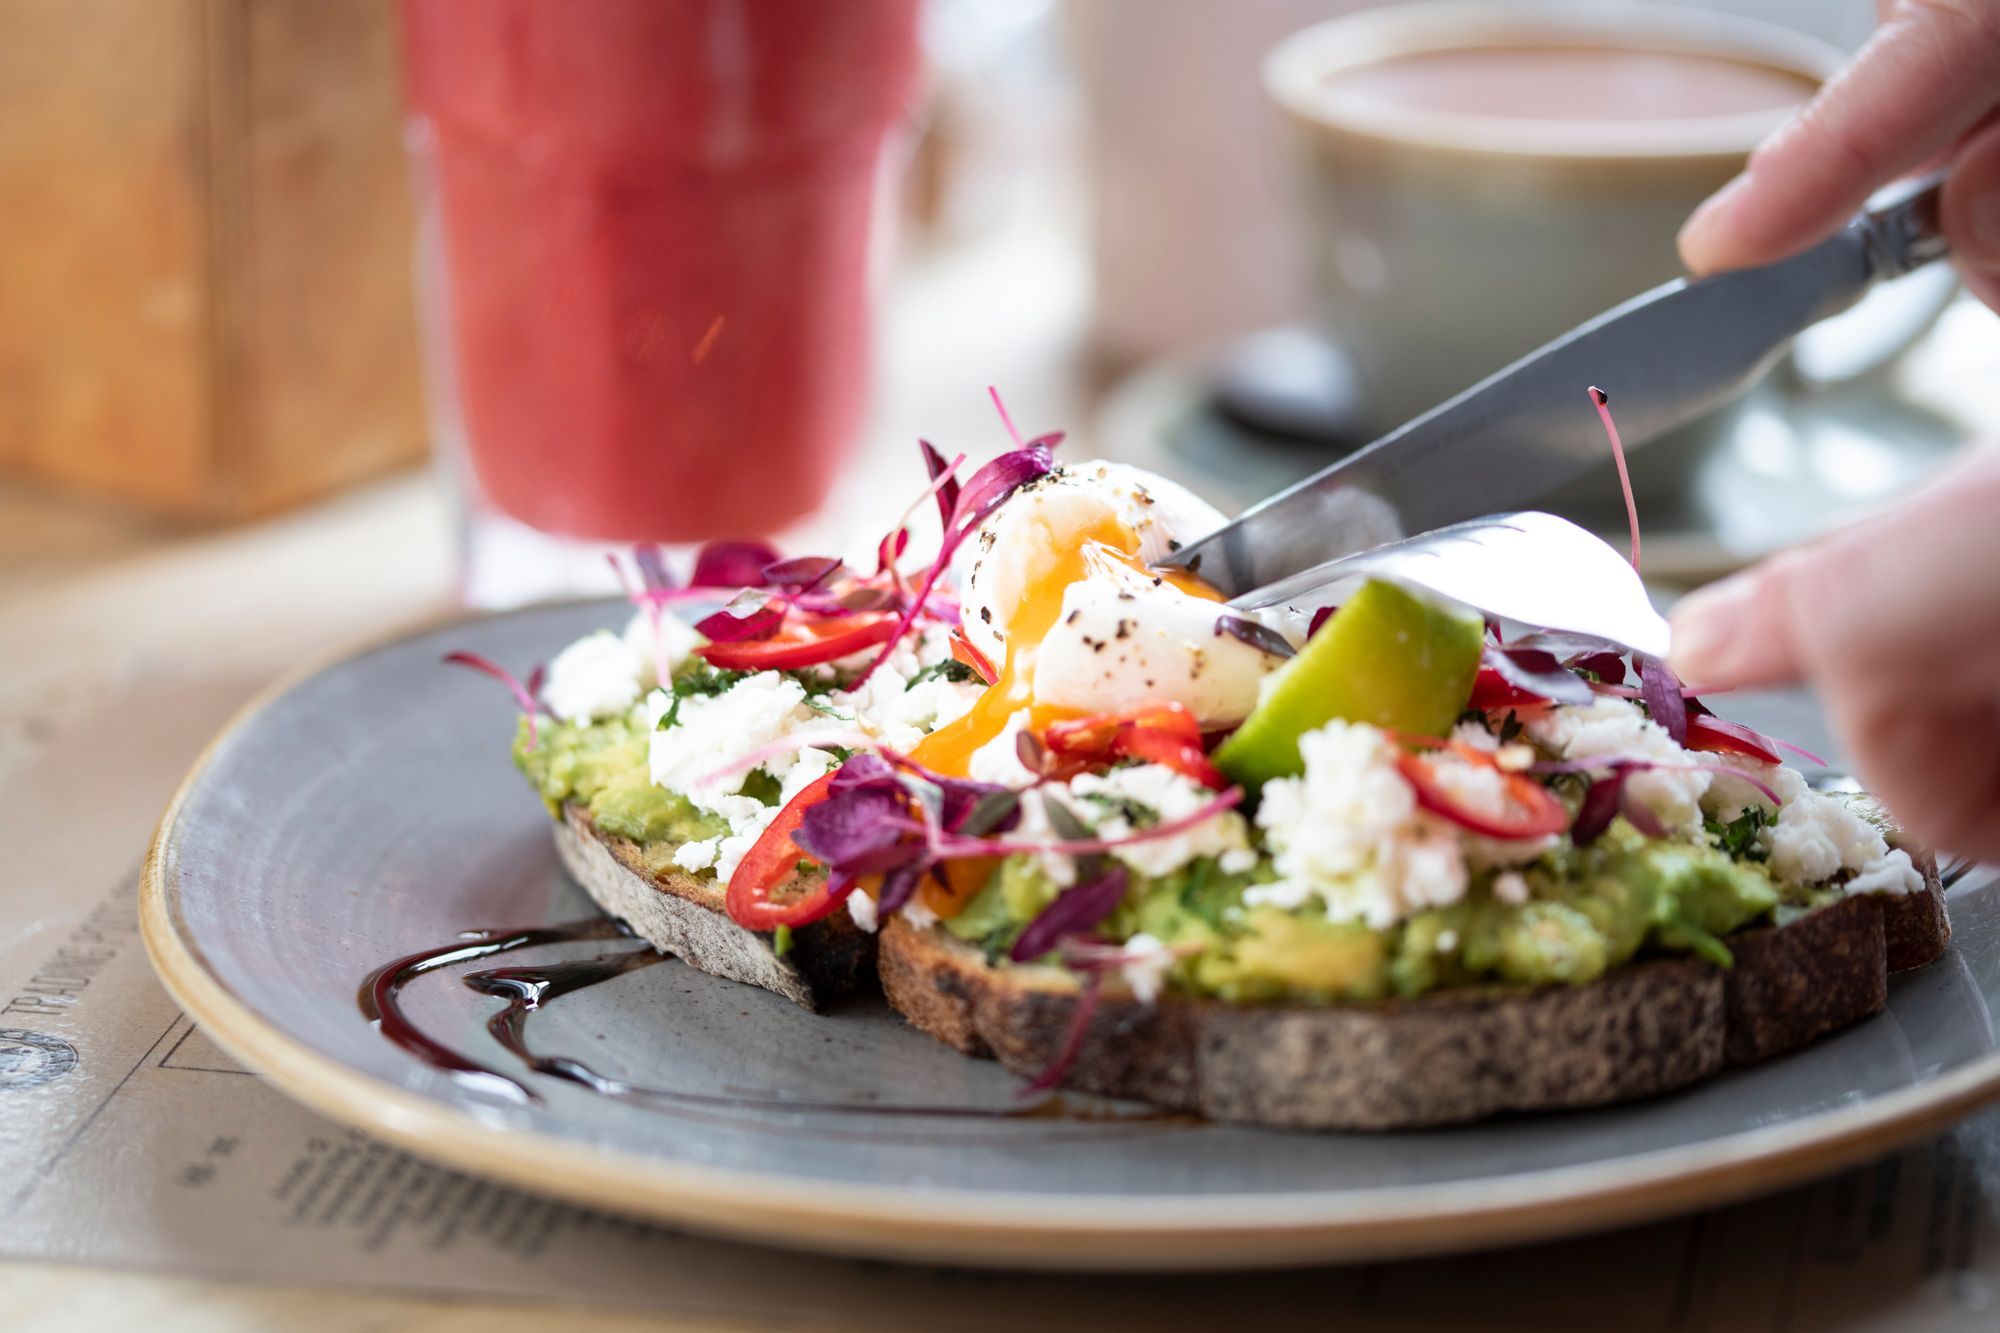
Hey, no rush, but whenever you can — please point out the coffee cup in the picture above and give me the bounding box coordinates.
[1264,1,1842,434]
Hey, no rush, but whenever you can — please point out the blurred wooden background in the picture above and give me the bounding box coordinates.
[0,0,425,520]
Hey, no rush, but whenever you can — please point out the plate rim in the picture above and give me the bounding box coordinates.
[139,603,2000,1271]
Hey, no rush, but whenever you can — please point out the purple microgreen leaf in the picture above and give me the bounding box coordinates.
[878,861,928,916]
[693,593,785,643]
[1483,644,1594,706]
[524,662,547,700]
[1509,630,1629,663]
[762,555,845,591]
[848,441,1056,689]
[1570,771,1628,845]
[876,527,909,576]
[1010,865,1130,963]
[793,782,923,876]
[942,782,1020,838]
[1572,651,1627,685]
[836,585,897,612]
[690,540,783,589]
[919,439,961,528]
[1214,614,1296,659]
[1638,655,1690,745]
[897,771,947,832]
[1618,786,1668,838]
[1015,728,1048,776]
[952,443,1056,530]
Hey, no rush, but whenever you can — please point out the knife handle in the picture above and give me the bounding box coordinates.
[1861,172,1949,280]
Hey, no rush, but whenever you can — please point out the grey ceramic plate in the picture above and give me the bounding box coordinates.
[142,601,2000,1270]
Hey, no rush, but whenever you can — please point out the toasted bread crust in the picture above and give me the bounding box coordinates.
[553,807,874,1009]
[879,856,1950,1130]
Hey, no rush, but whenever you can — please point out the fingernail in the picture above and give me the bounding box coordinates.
[1668,572,1758,682]
[1677,173,1750,272]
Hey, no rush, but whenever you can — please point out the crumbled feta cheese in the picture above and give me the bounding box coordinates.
[1526,697,1707,832]
[967,710,1039,786]
[645,674,856,881]
[1845,848,1924,896]
[647,675,848,799]
[1492,871,1530,905]
[1065,763,1254,879]
[622,610,701,688]
[1451,719,1501,752]
[542,630,646,722]
[1120,932,1174,1004]
[833,659,980,752]
[1249,720,1469,927]
[847,891,880,933]
[901,897,940,930]
[1436,929,1460,953]
[672,838,719,873]
[1765,771,1892,886]
[1698,752,1785,824]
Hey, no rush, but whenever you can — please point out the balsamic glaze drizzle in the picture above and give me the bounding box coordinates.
[360,918,1183,1123]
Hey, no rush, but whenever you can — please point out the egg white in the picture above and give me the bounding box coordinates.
[955,460,1292,727]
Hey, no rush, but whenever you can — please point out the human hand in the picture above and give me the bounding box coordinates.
[1678,0,2000,310]
[1668,443,2000,861]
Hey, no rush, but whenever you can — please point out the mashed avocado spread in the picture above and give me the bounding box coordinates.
[513,712,724,847]
[518,706,1835,1003]
[941,825,1820,1002]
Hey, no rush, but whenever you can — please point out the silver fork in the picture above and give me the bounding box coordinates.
[1226,510,1671,660]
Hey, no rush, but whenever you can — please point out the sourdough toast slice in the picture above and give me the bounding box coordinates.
[553,806,873,1009]
[878,855,1950,1130]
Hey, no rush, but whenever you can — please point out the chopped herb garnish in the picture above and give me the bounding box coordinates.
[1075,789,1161,827]
[906,659,978,690]
[1705,807,1771,862]
[772,924,794,957]
[655,694,684,731]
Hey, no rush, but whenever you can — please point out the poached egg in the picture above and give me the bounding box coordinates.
[913,460,1294,781]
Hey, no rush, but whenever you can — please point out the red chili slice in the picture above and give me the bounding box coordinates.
[1394,743,1570,840]
[697,612,899,672]
[724,771,850,931]
[949,630,998,684]
[1043,701,1227,791]
[1467,665,1550,712]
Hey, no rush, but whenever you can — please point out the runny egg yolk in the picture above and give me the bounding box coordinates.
[912,513,1220,780]
[907,513,1217,917]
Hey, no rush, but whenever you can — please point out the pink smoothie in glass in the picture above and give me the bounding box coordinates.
[401,0,923,542]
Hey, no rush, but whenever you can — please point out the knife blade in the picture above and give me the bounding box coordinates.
[1163,175,1949,601]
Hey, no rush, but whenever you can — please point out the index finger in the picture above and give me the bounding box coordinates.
[1678,0,2000,274]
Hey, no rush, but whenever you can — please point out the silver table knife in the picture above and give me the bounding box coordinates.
[1164,175,1950,605]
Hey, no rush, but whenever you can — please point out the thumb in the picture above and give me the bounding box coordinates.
[1679,1,2000,274]
[1666,552,1814,690]
[1670,441,2000,692]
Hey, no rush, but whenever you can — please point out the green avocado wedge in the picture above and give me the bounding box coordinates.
[1214,578,1484,791]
